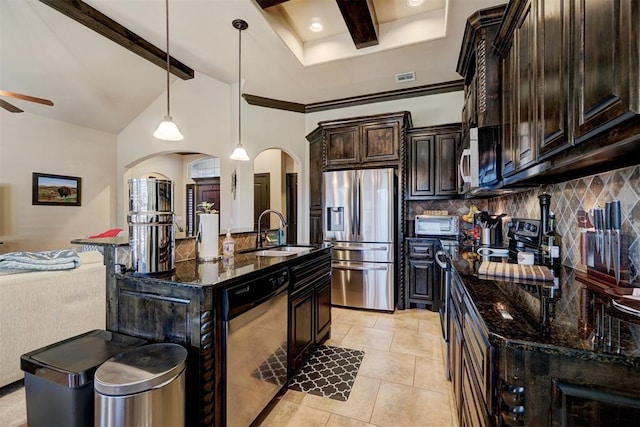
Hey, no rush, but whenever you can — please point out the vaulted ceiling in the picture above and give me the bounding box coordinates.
[0,0,505,134]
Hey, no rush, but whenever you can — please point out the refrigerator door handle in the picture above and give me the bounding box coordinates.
[333,245,388,251]
[356,171,361,238]
[332,264,389,271]
[351,171,357,236]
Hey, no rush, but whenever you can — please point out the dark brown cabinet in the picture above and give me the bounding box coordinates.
[406,124,460,200]
[290,287,314,374]
[405,238,439,310]
[495,0,640,184]
[307,127,323,244]
[324,125,360,168]
[317,111,411,170]
[537,0,570,158]
[571,0,639,143]
[456,5,505,188]
[288,252,332,375]
[449,270,495,426]
[513,0,537,171]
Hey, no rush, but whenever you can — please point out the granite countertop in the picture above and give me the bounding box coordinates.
[450,243,640,368]
[115,244,332,290]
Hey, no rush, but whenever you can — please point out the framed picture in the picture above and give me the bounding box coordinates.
[32,172,82,206]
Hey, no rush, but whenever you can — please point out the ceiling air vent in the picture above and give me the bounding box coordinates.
[395,71,415,83]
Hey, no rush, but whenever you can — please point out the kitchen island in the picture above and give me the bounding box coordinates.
[446,244,640,426]
[73,238,331,427]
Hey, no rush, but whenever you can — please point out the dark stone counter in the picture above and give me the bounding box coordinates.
[117,244,332,290]
[451,243,640,369]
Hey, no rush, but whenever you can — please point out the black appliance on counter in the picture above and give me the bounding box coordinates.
[507,218,542,263]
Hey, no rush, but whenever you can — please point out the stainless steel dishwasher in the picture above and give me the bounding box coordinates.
[221,268,289,427]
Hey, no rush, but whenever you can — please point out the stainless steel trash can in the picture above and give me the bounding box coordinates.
[20,330,147,427]
[94,343,188,427]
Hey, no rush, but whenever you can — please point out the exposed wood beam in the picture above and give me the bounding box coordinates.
[243,94,305,113]
[38,0,194,80]
[335,0,379,49]
[0,99,23,113]
[255,0,290,8]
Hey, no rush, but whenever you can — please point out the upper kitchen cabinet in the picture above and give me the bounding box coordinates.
[456,5,506,189]
[406,124,461,200]
[456,5,506,130]
[319,112,412,170]
[571,0,639,143]
[495,0,640,185]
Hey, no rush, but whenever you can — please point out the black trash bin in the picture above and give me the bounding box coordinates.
[20,329,147,427]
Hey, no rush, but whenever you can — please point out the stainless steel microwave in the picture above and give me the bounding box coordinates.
[415,215,460,237]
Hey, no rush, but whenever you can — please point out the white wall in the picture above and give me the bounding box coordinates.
[0,111,117,252]
[117,73,307,236]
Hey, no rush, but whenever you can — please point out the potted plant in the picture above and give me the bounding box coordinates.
[196,202,219,261]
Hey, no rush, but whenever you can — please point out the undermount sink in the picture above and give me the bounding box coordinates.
[253,246,314,257]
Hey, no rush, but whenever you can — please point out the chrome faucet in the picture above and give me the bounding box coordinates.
[256,209,287,248]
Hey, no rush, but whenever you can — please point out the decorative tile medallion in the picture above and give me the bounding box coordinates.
[288,345,365,401]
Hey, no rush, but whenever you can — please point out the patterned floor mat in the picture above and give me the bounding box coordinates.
[288,345,365,401]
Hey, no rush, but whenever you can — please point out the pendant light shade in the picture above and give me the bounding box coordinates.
[154,0,183,141]
[153,116,183,141]
[230,19,249,161]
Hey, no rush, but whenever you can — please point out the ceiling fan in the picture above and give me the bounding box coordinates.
[0,90,54,113]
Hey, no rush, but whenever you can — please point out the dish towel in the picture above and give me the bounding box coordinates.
[478,261,554,282]
[0,249,81,271]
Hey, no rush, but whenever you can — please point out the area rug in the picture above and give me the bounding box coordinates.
[288,345,365,401]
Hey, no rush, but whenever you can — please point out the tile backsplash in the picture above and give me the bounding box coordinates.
[405,165,640,283]
[489,165,640,283]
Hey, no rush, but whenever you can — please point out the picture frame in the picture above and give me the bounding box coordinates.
[32,172,82,206]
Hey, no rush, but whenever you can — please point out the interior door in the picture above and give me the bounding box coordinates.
[254,173,270,230]
[286,173,298,244]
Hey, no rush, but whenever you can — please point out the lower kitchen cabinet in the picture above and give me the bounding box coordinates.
[449,272,495,425]
[405,238,439,310]
[289,252,332,375]
[290,288,314,374]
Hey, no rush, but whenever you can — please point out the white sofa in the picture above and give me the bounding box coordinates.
[0,251,106,387]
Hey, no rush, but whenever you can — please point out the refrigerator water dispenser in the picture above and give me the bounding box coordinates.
[327,207,344,231]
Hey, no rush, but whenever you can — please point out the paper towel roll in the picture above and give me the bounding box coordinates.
[198,213,219,261]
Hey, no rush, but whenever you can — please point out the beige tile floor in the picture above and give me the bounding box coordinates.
[258,307,456,427]
[0,307,456,427]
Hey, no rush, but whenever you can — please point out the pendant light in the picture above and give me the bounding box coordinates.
[230,19,250,161]
[153,0,183,141]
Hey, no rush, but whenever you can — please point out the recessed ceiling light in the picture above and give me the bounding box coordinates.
[407,0,424,7]
[310,18,323,33]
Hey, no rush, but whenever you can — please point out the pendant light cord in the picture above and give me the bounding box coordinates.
[165,0,171,117]
[238,24,242,146]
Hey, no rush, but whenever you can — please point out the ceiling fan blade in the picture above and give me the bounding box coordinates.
[0,90,54,106]
[0,99,23,113]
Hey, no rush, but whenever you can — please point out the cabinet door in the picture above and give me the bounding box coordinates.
[308,131,323,209]
[309,209,323,244]
[501,47,516,177]
[290,288,314,373]
[450,310,464,422]
[514,0,537,171]
[407,259,436,304]
[537,0,570,158]
[315,277,332,342]
[435,132,460,196]
[361,121,400,163]
[572,0,638,142]
[325,126,360,168]
[407,132,435,198]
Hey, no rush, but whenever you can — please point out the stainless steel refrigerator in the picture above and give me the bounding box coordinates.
[324,168,395,311]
